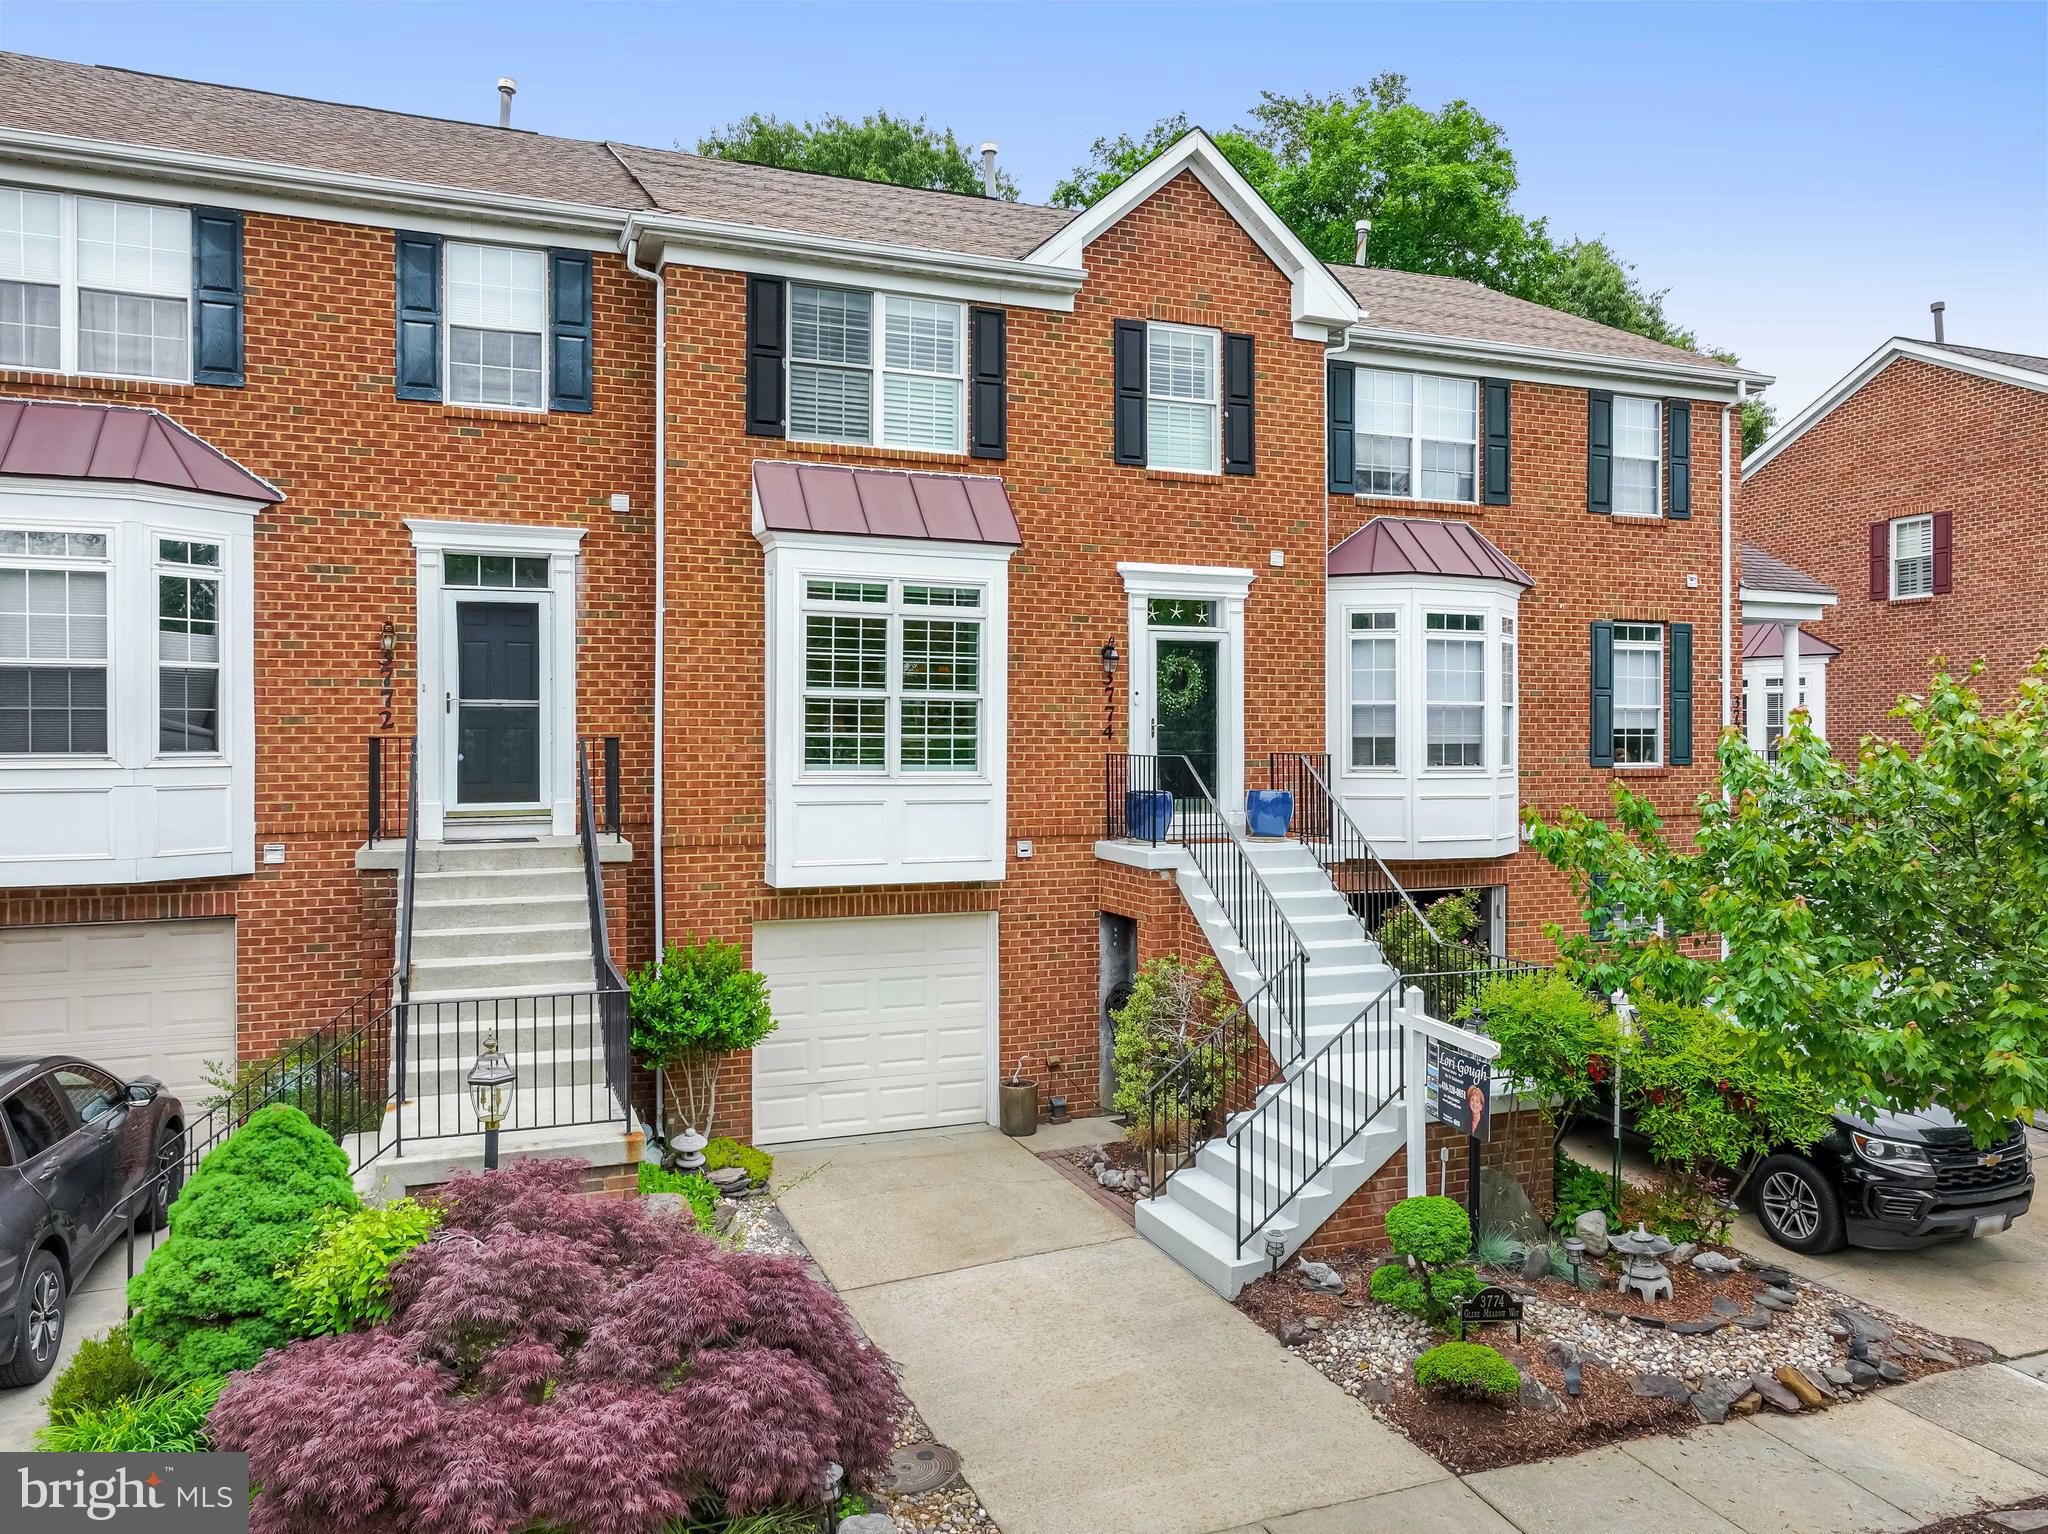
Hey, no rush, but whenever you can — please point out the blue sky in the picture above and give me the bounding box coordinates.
[3,1,2042,420]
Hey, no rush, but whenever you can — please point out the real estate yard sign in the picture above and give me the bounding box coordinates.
[1426,1036,1491,1141]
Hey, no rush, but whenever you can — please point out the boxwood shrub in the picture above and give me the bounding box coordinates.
[1412,1340,1521,1401]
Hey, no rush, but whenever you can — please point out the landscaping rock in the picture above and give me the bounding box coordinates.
[1303,1315,1329,1333]
[1296,1260,1346,1295]
[1562,1362,1582,1397]
[1731,1310,1774,1331]
[1633,1373,1692,1402]
[1277,1319,1308,1348]
[1878,1360,1908,1383]
[708,1166,750,1192]
[1847,1359,1881,1387]
[1731,1389,1763,1416]
[1755,1293,1795,1313]
[1479,1165,1550,1247]
[712,1201,739,1235]
[1750,1263,1795,1287]
[1521,1243,1555,1282]
[840,1515,901,1534]
[1833,1308,1893,1347]
[1691,1251,1742,1276]
[1690,1377,1748,1423]
[1574,1209,1611,1257]
[1751,1373,1803,1413]
[1761,1285,1800,1306]
[1822,1366,1854,1387]
[1917,1342,1960,1367]
[641,1193,691,1221]
[1546,1340,1582,1367]
[1668,1319,1725,1336]
[1519,1377,1562,1413]
[1776,1365,1830,1409]
[1357,1378,1395,1405]
[1989,1511,2048,1532]
[1669,1241,1698,1267]
[1955,1337,1997,1363]
[1625,1314,1667,1331]
[1710,1295,1746,1318]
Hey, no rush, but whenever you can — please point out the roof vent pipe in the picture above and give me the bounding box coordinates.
[497,77,517,129]
[1930,300,1946,344]
[979,141,999,197]
[1354,218,1372,265]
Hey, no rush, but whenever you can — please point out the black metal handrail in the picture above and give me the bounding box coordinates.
[1267,751,1440,946]
[396,989,625,1142]
[393,735,420,1005]
[1398,940,1549,1032]
[366,734,416,847]
[1105,752,1310,1064]
[1229,976,1405,1255]
[1140,959,1304,1191]
[577,737,631,1121]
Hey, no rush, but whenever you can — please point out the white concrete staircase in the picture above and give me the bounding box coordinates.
[408,840,597,1002]
[1135,838,1410,1298]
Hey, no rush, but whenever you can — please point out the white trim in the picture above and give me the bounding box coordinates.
[1118,562,1253,822]
[1887,512,1937,601]
[784,283,969,456]
[405,519,583,838]
[1742,651,1832,756]
[1343,328,1767,402]
[650,226,1081,313]
[1029,131,1358,335]
[1745,338,2048,478]
[1737,584,1838,625]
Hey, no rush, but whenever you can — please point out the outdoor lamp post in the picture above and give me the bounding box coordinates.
[467,1035,516,1170]
[1099,640,1121,739]
[1608,988,1638,1214]
[1265,1231,1286,1278]
[1563,1235,1587,1287]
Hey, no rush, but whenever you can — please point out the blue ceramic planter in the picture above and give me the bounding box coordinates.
[1245,789,1294,838]
[1124,788,1174,842]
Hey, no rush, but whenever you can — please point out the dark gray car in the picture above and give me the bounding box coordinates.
[0,1056,185,1387]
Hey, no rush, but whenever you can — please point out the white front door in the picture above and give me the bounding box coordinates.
[0,919,235,1109]
[440,586,550,815]
[749,914,996,1145]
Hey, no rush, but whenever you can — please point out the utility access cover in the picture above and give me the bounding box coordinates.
[883,1441,962,1495]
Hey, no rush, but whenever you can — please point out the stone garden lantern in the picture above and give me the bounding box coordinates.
[1612,1223,1675,1303]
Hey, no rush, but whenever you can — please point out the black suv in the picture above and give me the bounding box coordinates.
[1751,1105,2035,1255]
[0,1057,186,1387]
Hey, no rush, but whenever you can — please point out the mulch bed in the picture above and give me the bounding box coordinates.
[1896,1493,2048,1534]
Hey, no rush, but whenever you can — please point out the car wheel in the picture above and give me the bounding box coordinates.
[0,1250,66,1388]
[1754,1153,1846,1255]
[138,1129,186,1233]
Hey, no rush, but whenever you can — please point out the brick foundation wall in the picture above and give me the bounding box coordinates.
[1,210,657,1057]
[1742,356,2048,751]
[1300,1102,1551,1256]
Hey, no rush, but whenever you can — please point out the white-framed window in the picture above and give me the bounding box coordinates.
[1424,611,1485,768]
[1357,369,1478,503]
[1347,610,1398,769]
[0,527,111,755]
[1146,322,1219,474]
[1499,614,1518,768]
[1612,396,1662,517]
[0,186,190,382]
[1890,514,1934,599]
[1612,622,1664,764]
[788,284,965,454]
[800,577,982,775]
[445,241,546,411]
[156,537,221,755]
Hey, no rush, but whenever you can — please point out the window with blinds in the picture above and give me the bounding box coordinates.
[1612,396,1662,517]
[1612,622,1664,763]
[1,187,192,382]
[789,284,965,453]
[1348,610,1398,768]
[445,242,546,410]
[1424,612,1486,768]
[799,576,982,773]
[0,529,111,755]
[1145,322,1219,473]
[1890,514,1934,598]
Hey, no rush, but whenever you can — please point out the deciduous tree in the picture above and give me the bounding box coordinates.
[698,111,1018,199]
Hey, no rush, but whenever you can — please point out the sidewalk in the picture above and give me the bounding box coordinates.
[0,1243,128,1451]
[775,1121,2048,1534]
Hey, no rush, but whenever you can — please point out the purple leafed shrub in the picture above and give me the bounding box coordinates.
[208,1160,900,1534]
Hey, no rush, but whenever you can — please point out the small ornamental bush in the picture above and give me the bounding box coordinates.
[45,1324,152,1425]
[208,1158,901,1534]
[1375,889,1481,975]
[704,1136,774,1184]
[1386,1195,1471,1266]
[631,937,778,1140]
[280,1197,442,1336]
[37,1376,223,1452]
[128,1104,357,1381]
[638,1161,720,1232]
[1413,1340,1521,1402]
[1367,1261,1484,1322]
[1108,956,1240,1139]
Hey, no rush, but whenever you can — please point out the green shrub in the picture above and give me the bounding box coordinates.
[1553,1151,1619,1232]
[1367,1261,1485,1322]
[1412,1341,1521,1402]
[279,1197,441,1336]
[202,1038,384,1143]
[36,1376,224,1453]
[638,1161,720,1231]
[703,1137,773,1184]
[45,1325,152,1425]
[630,937,778,1140]
[1375,889,1481,975]
[128,1104,358,1381]
[1386,1195,1471,1265]
[1108,956,1237,1130]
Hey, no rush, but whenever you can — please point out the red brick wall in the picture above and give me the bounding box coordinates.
[1330,378,1737,960]
[1,211,656,1057]
[1301,1103,1550,1255]
[1742,356,2048,750]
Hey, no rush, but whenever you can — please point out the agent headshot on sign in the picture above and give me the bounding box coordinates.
[1466,1082,1487,1133]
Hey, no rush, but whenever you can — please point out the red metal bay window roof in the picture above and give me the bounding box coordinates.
[0,398,281,504]
[752,460,1020,546]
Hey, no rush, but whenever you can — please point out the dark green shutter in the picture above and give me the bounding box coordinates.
[745,275,786,437]
[1112,319,1146,466]
[1586,390,1613,514]
[191,207,244,388]
[393,230,442,402]
[1482,377,1511,504]
[1326,360,1356,493]
[1668,622,1694,765]
[1666,399,1692,518]
[547,249,593,414]
[969,306,1007,460]
[1223,331,1255,475]
[1589,620,1615,766]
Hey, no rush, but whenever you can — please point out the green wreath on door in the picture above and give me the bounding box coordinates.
[1156,651,1209,716]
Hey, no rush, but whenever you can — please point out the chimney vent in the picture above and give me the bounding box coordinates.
[979,142,999,197]
[1354,218,1372,265]
[1930,300,1946,344]
[497,77,517,130]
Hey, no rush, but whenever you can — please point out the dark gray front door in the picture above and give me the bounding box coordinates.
[455,601,541,805]
[1154,636,1220,805]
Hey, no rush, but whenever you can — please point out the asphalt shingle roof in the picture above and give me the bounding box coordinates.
[1740,543,1836,598]
[1923,341,2048,377]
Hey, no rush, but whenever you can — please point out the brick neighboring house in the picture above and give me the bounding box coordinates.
[1742,336,2048,754]
[0,53,1770,1274]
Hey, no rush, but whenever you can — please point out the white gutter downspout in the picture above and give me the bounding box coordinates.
[1721,383,1741,733]
[620,220,666,956]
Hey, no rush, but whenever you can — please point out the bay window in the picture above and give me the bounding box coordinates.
[0,186,190,382]
[156,538,221,753]
[801,578,981,774]
[1611,622,1664,764]
[789,284,965,453]
[0,529,109,755]
[1358,369,1478,503]
[1424,612,1485,767]
[1347,610,1397,768]
[445,241,545,410]
[1612,396,1662,517]
[1499,615,1517,767]
[1146,322,1220,474]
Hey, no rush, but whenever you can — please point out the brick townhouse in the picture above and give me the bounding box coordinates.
[1742,330,2048,754]
[0,53,1770,1271]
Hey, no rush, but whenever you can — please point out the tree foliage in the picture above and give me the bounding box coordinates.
[698,111,1018,199]
[1528,659,2048,1143]
[208,1159,901,1534]
[1108,954,1236,1127]
[630,937,778,1137]
[279,1197,442,1337]
[128,1104,357,1381]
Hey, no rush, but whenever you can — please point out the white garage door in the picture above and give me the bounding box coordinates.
[751,914,993,1146]
[0,919,235,1110]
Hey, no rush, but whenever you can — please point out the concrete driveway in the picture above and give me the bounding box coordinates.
[770,1121,1454,1534]
[0,1241,129,1450]
[1727,1122,2048,1356]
